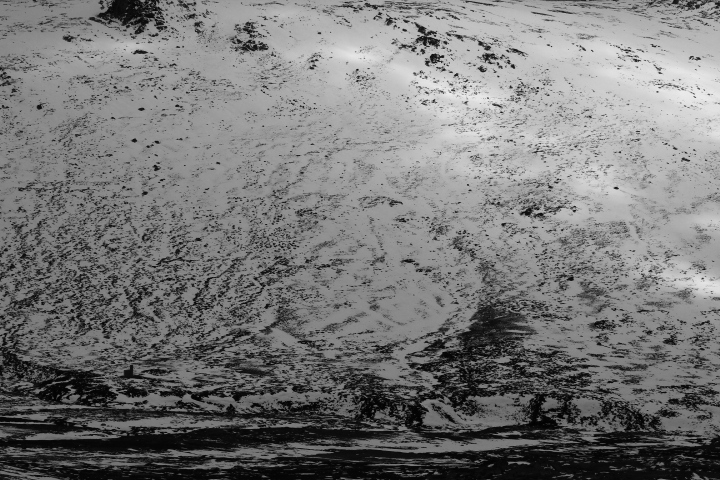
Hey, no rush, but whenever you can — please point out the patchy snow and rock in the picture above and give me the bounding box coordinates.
[2,0,720,469]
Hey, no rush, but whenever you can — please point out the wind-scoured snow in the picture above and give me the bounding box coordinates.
[1,0,720,450]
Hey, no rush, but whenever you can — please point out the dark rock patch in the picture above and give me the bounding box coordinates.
[460,305,535,348]
[95,0,166,34]
[0,348,115,406]
[359,196,403,208]
[232,22,269,52]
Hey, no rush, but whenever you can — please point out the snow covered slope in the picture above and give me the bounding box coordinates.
[1,0,720,435]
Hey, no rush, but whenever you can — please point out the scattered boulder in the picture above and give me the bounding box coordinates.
[0,70,13,87]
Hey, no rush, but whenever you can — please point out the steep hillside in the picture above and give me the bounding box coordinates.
[1,0,720,444]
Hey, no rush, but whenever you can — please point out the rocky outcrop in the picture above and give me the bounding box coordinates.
[95,0,166,33]
[648,0,720,17]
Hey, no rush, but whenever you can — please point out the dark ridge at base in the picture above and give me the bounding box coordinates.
[1,427,719,479]
[0,348,660,433]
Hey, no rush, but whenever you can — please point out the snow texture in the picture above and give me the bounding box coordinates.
[1,0,720,456]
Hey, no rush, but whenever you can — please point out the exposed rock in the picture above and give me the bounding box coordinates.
[96,0,166,33]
